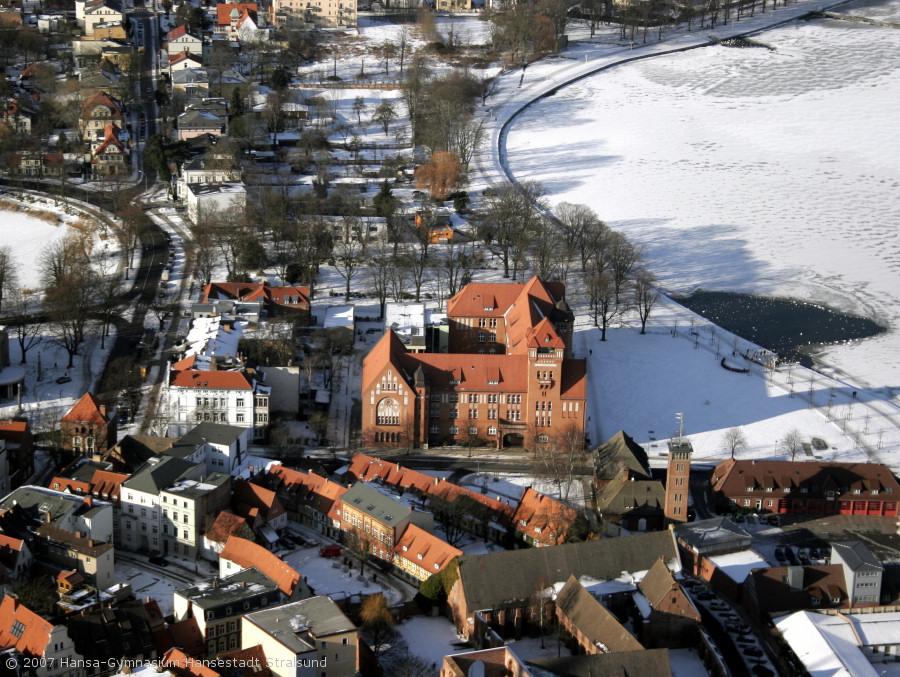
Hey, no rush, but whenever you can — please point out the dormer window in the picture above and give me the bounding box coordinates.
[417,553,423,560]
[853,489,861,494]
[784,487,791,494]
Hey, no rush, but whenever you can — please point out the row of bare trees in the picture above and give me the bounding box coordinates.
[475,182,659,339]
[0,232,123,373]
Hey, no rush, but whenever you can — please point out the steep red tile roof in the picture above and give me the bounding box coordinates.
[220,536,300,596]
[711,459,900,503]
[0,421,28,434]
[91,470,128,499]
[360,330,407,393]
[266,466,348,519]
[348,454,435,494]
[61,392,109,425]
[166,24,188,41]
[92,122,126,158]
[447,282,525,318]
[169,51,200,66]
[170,369,252,390]
[200,282,310,309]
[219,644,270,676]
[163,647,220,677]
[394,523,461,576]
[81,91,122,119]
[215,3,258,27]
[166,617,206,658]
[512,487,578,546]
[233,481,285,523]
[428,479,516,523]
[205,511,251,545]
[0,535,25,571]
[50,468,127,501]
[172,354,197,371]
[362,331,535,394]
[0,595,53,657]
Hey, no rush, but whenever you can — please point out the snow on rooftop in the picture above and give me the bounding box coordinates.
[774,610,892,677]
[708,549,769,584]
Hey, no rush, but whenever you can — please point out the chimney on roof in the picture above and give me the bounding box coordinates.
[785,566,804,591]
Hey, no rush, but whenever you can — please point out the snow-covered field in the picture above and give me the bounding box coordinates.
[576,298,894,463]
[507,3,900,389]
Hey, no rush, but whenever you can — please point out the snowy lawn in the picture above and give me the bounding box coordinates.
[576,298,873,463]
[395,616,468,667]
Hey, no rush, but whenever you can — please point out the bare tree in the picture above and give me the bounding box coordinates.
[633,268,658,334]
[587,268,617,341]
[555,202,605,271]
[439,238,474,298]
[372,101,398,136]
[0,245,19,313]
[44,269,97,369]
[478,181,543,279]
[723,427,747,460]
[781,429,804,461]
[609,232,640,307]
[332,216,365,301]
[352,96,366,127]
[529,424,587,503]
[369,238,393,319]
[6,288,42,364]
[360,593,394,657]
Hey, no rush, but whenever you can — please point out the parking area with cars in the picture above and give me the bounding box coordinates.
[682,576,778,677]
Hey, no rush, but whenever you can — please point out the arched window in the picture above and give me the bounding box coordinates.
[376,398,400,426]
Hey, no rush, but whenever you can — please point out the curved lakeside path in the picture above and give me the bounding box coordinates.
[471,0,900,467]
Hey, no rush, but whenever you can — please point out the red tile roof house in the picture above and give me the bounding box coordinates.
[200,281,311,322]
[0,594,84,670]
[346,452,515,543]
[165,363,269,440]
[710,459,900,517]
[0,420,34,489]
[60,392,116,456]
[361,276,586,450]
[512,487,580,547]
[232,480,287,535]
[218,535,304,598]
[392,523,462,584]
[264,464,346,539]
[0,534,31,581]
[201,510,255,560]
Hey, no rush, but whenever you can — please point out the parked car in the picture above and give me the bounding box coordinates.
[319,544,342,558]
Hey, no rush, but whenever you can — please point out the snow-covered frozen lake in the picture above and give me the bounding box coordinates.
[507,0,900,388]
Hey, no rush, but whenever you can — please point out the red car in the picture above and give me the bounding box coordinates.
[319,545,342,558]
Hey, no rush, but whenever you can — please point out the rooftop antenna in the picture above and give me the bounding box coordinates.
[675,412,685,442]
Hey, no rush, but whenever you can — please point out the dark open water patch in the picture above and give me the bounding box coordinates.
[675,291,886,365]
